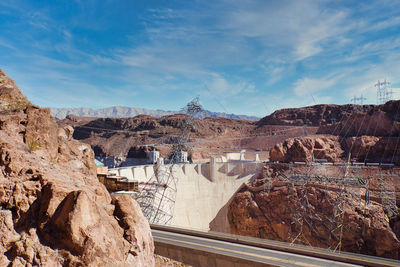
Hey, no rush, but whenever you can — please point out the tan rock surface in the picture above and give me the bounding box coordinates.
[0,69,154,266]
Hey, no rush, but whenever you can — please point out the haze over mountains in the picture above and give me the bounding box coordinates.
[50,106,260,120]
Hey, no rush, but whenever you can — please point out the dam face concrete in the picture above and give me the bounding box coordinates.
[109,161,264,231]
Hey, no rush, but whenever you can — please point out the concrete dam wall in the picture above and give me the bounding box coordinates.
[109,161,264,230]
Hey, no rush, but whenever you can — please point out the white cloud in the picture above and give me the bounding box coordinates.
[244,83,256,93]
[369,15,400,31]
[0,38,15,50]
[210,76,230,94]
[206,75,255,96]
[293,77,336,97]
[294,42,323,61]
[2,0,400,116]
[220,1,353,62]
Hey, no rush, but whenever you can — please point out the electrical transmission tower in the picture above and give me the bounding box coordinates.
[277,157,367,251]
[168,96,203,162]
[376,172,399,219]
[376,79,392,105]
[134,97,204,225]
[350,95,367,105]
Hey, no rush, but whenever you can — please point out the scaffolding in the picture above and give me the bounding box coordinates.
[135,165,178,224]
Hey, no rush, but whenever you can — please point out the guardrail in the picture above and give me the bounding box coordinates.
[151,224,399,267]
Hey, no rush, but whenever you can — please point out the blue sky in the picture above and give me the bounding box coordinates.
[1,0,400,117]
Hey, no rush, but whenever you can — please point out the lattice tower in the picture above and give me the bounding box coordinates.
[376,171,399,219]
[376,79,392,105]
[281,159,367,251]
[288,162,316,246]
[134,97,204,225]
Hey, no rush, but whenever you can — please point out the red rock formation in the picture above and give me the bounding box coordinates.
[318,111,400,137]
[0,69,154,266]
[228,173,400,259]
[258,101,400,134]
[317,100,400,137]
[257,104,361,126]
[343,136,400,164]
[269,135,344,163]
[269,134,400,164]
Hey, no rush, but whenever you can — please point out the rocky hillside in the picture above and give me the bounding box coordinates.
[56,101,400,163]
[57,113,320,164]
[58,114,258,160]
[267,101,400,163]
[257,104,361,126]
[317,100,400,137]
[51,106,260,121]
[0,69,155,266]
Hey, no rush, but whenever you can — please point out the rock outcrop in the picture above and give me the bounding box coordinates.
[257,104,361,127]
[269,135,344,163]
[343,136,400,163]
[269,134,400,164]
[317,100,400,137]
[258,101,400,132]
[228,170,400,259]
[0,69,154,266]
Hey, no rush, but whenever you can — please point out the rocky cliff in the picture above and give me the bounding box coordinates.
[0,69,155,266]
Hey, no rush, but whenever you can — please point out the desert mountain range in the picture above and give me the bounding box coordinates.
[50,106,260,121]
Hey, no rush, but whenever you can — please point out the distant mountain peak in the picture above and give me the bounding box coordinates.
[50,106,260,121]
